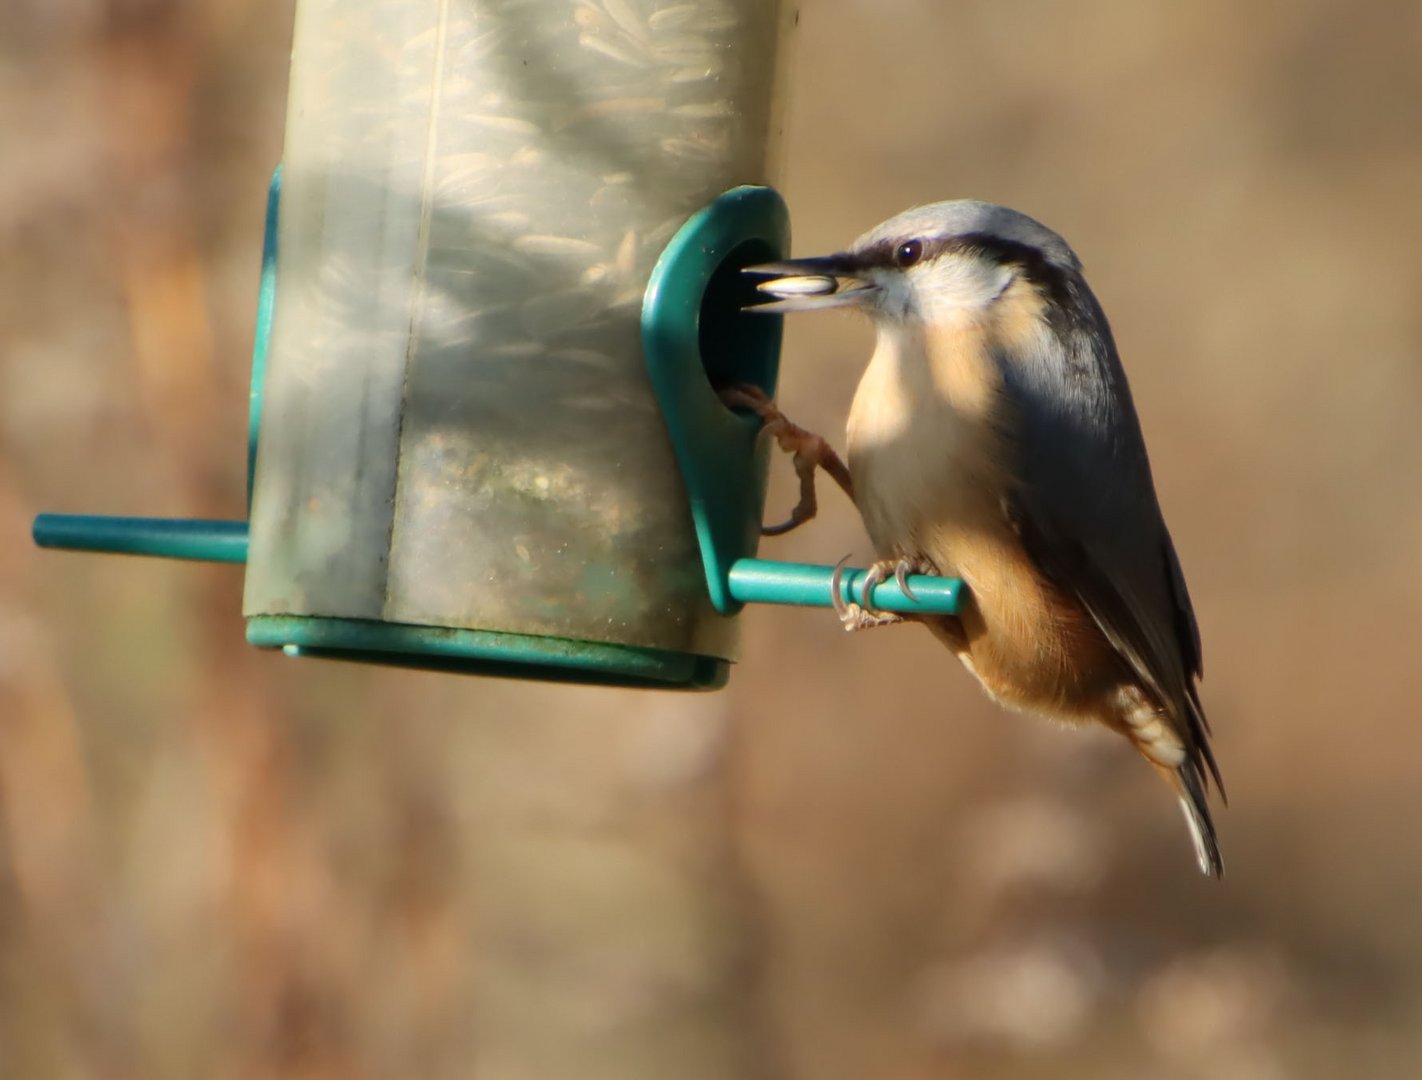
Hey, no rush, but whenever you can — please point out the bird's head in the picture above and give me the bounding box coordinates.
[745,200,1083,325]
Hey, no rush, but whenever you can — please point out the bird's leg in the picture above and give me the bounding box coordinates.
[718,383,854,536]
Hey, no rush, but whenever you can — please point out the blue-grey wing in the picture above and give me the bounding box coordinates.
[996,278,1219,793]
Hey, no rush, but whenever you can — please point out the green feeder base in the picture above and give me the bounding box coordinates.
[247,616,729,690]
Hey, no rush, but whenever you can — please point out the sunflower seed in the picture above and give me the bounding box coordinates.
[482,341,545,359]
[614,230,638,276]
[578,30,650,67]
[660,136,725,161]
[486,210,533,232]
[600,0,649,44]
[648,5,697,32]
[756,275,838,297]
[513,234,604,258]
[670,101,735,119]
[559,96,666,128]
[665,60,724,83]
[469,113,540,136]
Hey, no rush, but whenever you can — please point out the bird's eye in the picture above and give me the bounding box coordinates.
[894,239,924,269]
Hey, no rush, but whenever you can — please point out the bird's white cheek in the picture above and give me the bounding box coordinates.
[872,276,915,320]
[912,260,1014,320]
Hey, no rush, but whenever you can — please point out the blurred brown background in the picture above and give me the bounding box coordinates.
[4,1,1422,1077]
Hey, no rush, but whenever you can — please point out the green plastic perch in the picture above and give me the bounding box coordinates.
[32,516,248,564]
[29,515,959,617]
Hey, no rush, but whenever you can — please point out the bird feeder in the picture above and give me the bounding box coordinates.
[34,0,960,689]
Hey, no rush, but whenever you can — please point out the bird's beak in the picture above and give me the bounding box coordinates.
[742,255,877,314]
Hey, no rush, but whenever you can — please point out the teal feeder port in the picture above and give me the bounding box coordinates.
[31,1,962,689]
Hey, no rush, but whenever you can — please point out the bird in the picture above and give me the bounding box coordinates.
[734,200,1224,877]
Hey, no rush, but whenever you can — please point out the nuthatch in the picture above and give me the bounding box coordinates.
[739,200,1224,877]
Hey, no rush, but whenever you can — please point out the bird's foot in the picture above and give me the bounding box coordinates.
[830,556,934,632]
[718,383,854,536]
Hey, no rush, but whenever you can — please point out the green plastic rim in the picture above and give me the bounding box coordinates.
[247,616,729,690]
[642,185,790,616]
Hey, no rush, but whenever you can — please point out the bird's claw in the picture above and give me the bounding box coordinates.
[895,559,918,602]
[831,556,909,632]
[861,556,936,609]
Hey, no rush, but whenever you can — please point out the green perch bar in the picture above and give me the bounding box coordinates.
[726,558,961,614]
[31,514,962,616]
[33,515,249,564]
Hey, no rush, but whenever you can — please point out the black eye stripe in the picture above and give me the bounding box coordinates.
[844,231,1078,313]
[841,231,1069,300]
[856,232,1053,272]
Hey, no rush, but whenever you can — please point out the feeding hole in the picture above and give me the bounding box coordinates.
[698,238,781,401]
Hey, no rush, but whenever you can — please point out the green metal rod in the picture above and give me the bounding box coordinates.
[32,515,249,564]
[727,557,962,615]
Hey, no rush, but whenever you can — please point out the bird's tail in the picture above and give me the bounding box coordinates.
[1155,760,1224,879]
